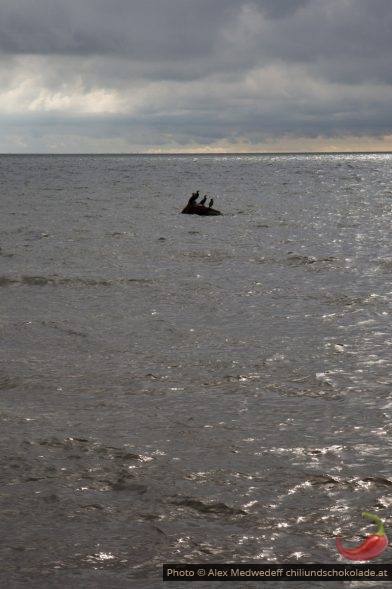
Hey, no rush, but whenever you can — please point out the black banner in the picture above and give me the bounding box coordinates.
[163,563,392,582]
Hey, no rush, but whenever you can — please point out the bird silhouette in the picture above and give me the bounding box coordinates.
[189,190,200,204]
[200,195,207,206]
[208,198,214,208]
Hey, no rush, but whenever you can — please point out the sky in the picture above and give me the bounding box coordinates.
[0,0,392,153]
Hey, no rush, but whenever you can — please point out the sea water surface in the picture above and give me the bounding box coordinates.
[1,153,392,588]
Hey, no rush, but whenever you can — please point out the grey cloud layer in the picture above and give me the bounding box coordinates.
[1,0,390,79]
[0,0,391,151]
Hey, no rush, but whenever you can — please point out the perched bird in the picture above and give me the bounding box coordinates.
[200,195,207,206]
[208,198,214,208]
[188,190,199,204]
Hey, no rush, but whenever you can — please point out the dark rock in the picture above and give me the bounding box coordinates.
[181,203,222,216]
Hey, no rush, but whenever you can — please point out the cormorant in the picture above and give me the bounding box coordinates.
[200,195,207,206]
[208,198,214,208]
[188,190,199,205]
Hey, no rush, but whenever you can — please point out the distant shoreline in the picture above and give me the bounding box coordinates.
[0,151,392,157]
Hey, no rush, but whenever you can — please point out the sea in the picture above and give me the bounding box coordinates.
[1,153,392,588]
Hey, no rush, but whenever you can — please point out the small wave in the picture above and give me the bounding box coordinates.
[169,497,246,516]
[0,370,20,390]
[321,292,369,307]
[262,445,343,459]
[0,275,153,288]
[2,437,147,492]
[363,476,392,487]
[39,320,87,338]
[0,247,14,257]
[35,437,142,462]
[374,257,392,272]
[286,252,338,267]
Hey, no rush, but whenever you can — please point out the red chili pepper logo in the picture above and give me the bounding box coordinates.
[337,512,388,561]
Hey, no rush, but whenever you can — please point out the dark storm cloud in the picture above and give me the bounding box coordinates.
[0,0,390,81]
[251,0,312,19]
[0,0,236,57]
[261,0,392,84]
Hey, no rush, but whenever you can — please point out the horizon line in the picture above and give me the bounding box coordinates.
[0,150,392,156]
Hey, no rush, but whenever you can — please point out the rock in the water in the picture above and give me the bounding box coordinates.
[181,203,221,216]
